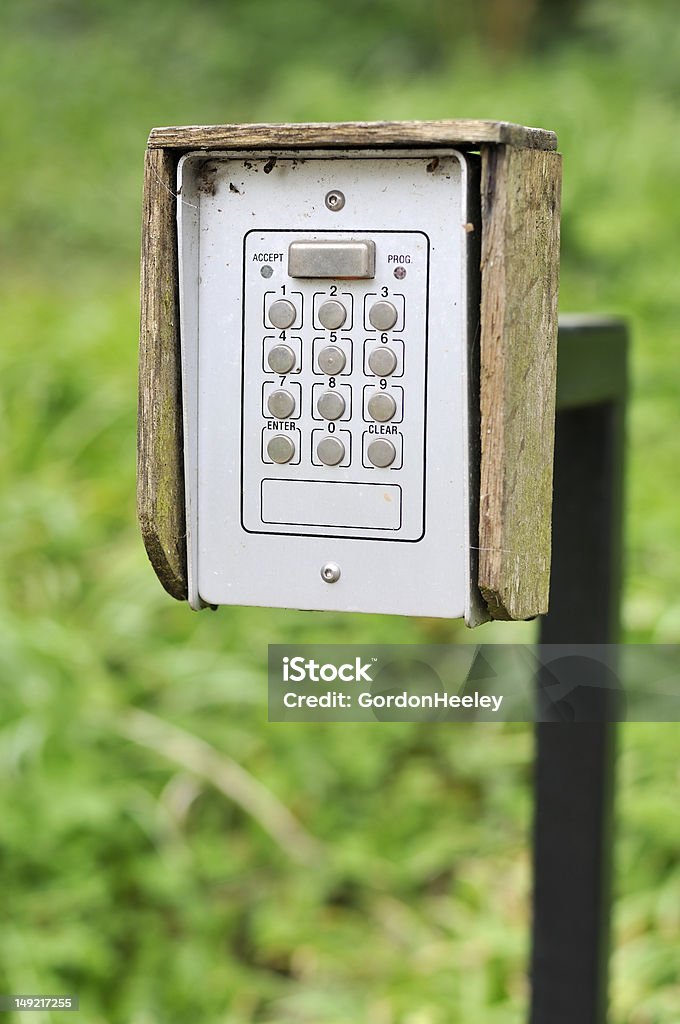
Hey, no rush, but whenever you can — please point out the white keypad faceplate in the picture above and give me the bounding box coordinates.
[177,151,479,619]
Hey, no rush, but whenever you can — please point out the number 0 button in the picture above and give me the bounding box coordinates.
[317,436,345,466]
[317,391,346,420]
[268,298,296,329]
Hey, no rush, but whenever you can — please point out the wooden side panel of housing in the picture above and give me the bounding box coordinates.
[478,145,562,619]
[137,146,187,599]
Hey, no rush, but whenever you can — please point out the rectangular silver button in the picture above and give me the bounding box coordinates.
[288,239,376,279]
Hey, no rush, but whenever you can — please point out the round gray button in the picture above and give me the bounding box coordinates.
[317,345,346,375]
[318,299,347,331]
[267,389,296,418]
[267,344,296,374]
[316,391,346,420]
[317,436,345,466]
[367,439,396,468]
[367,391,397,422]
[267,434,296,464]
[368,346,398,377]
[268,298,296,330]
[368,300,398,331]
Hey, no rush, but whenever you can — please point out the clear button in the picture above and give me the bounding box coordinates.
[367,439,396,468]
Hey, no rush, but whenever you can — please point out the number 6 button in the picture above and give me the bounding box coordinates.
[368,347,397,377]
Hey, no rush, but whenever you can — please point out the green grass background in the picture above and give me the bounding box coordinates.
[1,0,679,1020]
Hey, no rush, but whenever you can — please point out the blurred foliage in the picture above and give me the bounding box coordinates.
[0,0,679,1021]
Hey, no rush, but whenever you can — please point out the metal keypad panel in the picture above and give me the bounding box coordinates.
[241,230,428,540]
[177,151,475,618]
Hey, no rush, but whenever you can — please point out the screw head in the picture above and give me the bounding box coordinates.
[325,190,345,212]
[321,562,341,583]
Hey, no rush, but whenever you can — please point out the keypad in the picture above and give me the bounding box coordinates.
[244,229,427,539]
[257,253,412,470]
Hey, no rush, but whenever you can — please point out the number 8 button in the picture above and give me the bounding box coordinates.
[317,392,346,420]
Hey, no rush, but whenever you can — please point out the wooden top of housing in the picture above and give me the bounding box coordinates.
[148,119,557,153]
[138,120,561,621]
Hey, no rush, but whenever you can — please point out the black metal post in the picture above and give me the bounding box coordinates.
[530,318,628,1024]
